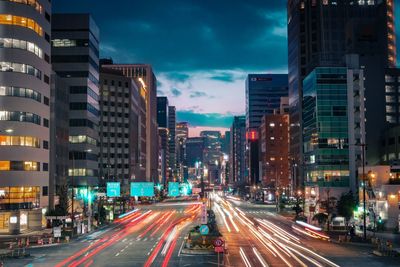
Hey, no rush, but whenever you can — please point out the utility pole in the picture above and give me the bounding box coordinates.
[71,153,75,237]
[361,143,367,241]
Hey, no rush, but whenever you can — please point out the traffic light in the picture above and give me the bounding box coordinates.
[378,216,382,224]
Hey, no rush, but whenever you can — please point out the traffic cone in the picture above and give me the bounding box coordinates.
[26,238,30,247]
[9,242,13,250]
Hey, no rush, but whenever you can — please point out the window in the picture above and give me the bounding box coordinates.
[42,186,48,196]
[0,135,40,148]
[0,62,41,79]
[42,163,48,171]
[0,111,41,125]
[43,118,49,127]
[0,161,40,171]
[0,86,41,102]
[43,140,48,149]
[43,96,49,106]
[0,38,43,58]
[5,0,43,14]
[70,102,99,116]
[69,135,97,146]
[44,75,49,84]
[0,15,43,36]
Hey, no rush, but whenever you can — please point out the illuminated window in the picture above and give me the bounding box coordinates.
[0,135,40,147]
[52,39,77,47]
[0,38,43,58]
[0,161,10,171]
[269,123,275,127]
[0,62,41,79]
[68,168,95,176]
[0,15,43,36]
[7,0,43,14]
[0,111,41,125]
[69,135,97,145]
[0,86,41,102]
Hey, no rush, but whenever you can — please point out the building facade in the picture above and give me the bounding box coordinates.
[99,68,146,196]
[168,106,176,180]
[157,97,169,185]
[259,114,290,189]
[302,66,365,214]
[288,0,396,188]
[176,122,189,182]
[52,14,100,187]
[229,116,246,186]
[0,0,52,233]
[101,63,158,182]
[200,131,222,166]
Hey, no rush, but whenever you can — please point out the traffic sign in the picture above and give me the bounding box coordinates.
[199,224,209,235]
[53,227,62,238]
[213,238,224,247]
[200,204,207,224]
[215,246,224,253]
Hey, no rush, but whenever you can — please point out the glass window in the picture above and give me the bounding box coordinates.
[0,15,42,36]
[0,161,10,171]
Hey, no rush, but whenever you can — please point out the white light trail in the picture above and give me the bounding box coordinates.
[239,247,252,267]
[252,247,269,267]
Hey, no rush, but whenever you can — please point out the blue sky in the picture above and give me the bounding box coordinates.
[54,0,400,135]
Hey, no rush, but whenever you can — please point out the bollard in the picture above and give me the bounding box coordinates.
[26,238,30,247]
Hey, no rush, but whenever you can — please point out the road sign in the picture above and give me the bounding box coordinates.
[213,238,224,247]
[168,182,180,197]
[53,227,62,238]
[200,203,207,224]
[107,182,120,197]
[130,182,155,197]
[199,224,209,235]
[215,246,224,253]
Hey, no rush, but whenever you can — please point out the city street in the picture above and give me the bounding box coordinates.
[3,201,217,267]
[212,193,399,267]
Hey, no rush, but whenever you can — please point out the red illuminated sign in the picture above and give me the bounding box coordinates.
[246,131,258,141]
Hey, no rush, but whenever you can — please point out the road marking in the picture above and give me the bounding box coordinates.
[144,237,148,241]
[115,253,120,257]
[177,240,185,257]
[136,237,141,241]
[122,238,127,242]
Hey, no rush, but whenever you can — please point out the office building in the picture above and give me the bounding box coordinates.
[0,0,52,233]
[157,97,169,184]
[230,116,246,186]
[200,131,222,166]
[186,137,205,168]
[176,122,189,181]
[52,14,100,187]
[98,67,146,195]
[288,0,396,187]
[245,74,288,185]
[222,131,230,155]
[302,66,365,212]
[259,113,289,189]
[168,106,176,180]
[101,62,158,182]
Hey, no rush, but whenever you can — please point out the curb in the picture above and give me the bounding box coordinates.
[180,248,215,255]
[331,239,374,248]
[28,243,63,249]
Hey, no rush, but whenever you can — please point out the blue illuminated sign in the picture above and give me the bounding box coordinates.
[130,182,155,197]
[107,182,120,197]
[168,182,180,197]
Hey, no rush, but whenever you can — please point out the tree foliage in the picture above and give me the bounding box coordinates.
[337,191,356,222]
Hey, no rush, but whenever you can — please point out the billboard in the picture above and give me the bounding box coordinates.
[130,182,155,197]
[168,182,180,197]
[107,182,120,197]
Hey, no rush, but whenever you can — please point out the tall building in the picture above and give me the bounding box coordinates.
[98,67,146,195]
[200,131,222,166]
[186,137,205,168]
[176,122,189,181]
[0,0,52,232]
[302,66,365,209]
[168,106,176,180]
[245,74,288,185]
[259,113,290,189]
[230,116,246,186]
[287,0,396,187]
[101,63,158,182]
[157,97,169,184]
[222,131,230,155]
[52,14,100,187]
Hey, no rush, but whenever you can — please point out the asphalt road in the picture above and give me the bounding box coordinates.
[213,193,399,267]
[3,202,217,267]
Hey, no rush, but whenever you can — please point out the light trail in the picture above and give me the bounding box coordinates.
[252,247,269,267]
[239,247,252,267]
[150,211,175,237]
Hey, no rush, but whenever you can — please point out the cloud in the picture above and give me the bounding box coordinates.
[165,72,190,83]
[176,110,234,128]
[210,72,235,82]
[170,87,182,97]
[189,91,207,98]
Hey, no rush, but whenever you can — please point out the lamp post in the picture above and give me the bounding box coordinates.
[354,143,367,241]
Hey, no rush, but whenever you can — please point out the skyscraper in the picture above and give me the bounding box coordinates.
[245,74,288,185]
[230,116,246,186]
[157,97,169,184]
[287,0,396,187]
[168,106,176,180]
[200,131,222,166]
[101,63,158,182]
[176,122,189,181]
[0,0,52,232]
[52,14,100,187]
[98,67,146,196]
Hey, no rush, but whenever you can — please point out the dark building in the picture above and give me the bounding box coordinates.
[245,74,288,185]
[230,116,246,186]
[98,67,146,195]
[222,131,231,155]
[52,14,100,187]
[157,97,169,184]
[186,137,205,168]
[176,122,189,181]
[200,131,222,166]
[287,0,396,187]
[168,106,176,180]
[101,62,158,182]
